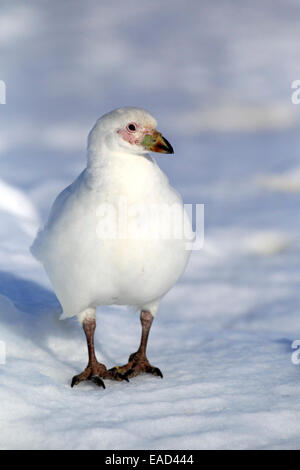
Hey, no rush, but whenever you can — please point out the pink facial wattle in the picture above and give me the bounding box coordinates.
[118,126,154,146]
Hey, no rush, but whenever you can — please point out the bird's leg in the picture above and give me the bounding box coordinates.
[71,318,127,388]
[109,310,163,379]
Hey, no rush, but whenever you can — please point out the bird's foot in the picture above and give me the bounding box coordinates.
[71,360,128,388]
[109,351,163,380]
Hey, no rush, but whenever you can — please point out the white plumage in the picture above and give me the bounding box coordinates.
[31,107,192,386]
[32,107,191,319]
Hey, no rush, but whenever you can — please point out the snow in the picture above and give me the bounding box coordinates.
[1,0,300,450]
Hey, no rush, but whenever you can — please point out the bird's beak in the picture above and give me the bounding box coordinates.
[141,130,174,154]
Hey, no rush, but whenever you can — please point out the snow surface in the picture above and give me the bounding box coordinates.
[1,0,300,450]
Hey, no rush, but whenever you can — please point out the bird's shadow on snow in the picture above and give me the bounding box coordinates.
[0,270,60,315]
[0,270,84,369]
[0,270,132,374]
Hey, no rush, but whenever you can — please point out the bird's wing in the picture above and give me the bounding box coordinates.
[30,171,85,259]
[47,182,74,227]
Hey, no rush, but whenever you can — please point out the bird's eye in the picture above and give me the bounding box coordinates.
[127,123,137,132]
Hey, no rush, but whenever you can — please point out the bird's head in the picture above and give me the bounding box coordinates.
[88,107,174,157]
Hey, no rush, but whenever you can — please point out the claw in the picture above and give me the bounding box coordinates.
[91,375,106,389]
[145,365,163,378]
[123,368,134,379]
[152,367,163,378]
[108,367,130,382]
[119,373,130,382]
[71,375,80,388]
[114,362,163,380]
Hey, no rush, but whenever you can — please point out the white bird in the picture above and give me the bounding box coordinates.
[31,107,192,388]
